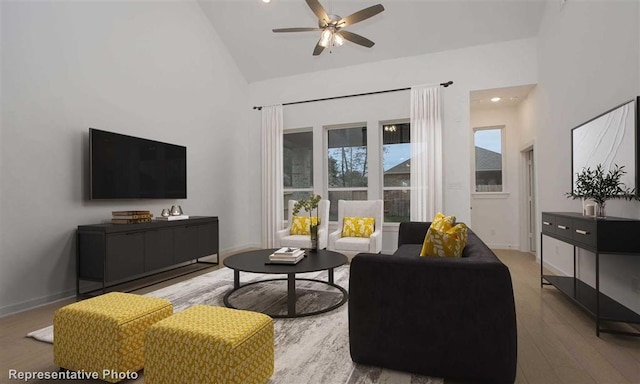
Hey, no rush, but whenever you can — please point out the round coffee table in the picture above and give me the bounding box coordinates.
[223,249,348,318]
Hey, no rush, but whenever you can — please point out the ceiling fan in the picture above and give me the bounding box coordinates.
[272,0,385,56]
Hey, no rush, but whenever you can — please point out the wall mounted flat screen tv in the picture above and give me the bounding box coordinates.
[90,128,187,199]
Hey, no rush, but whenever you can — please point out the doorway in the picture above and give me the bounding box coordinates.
[522,146,536,253]
[469,84,536,249]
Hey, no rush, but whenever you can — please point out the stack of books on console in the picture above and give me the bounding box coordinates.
[269,247,305,264]
[111,210,153,224]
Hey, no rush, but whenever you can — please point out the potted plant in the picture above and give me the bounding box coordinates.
[566,164,639,217]
[292,193,322,251]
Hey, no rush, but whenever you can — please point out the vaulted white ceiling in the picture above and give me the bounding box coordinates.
[198,0,547,83]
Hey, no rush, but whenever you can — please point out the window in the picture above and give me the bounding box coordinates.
[327,126,368,221]
[382,122,410,222]
[474,126,504,192]
[283,131,313,218]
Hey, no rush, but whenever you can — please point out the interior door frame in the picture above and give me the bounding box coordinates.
[519,142,537,254]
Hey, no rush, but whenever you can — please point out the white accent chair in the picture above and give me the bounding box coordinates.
[276,199,330,250]
[328,200,384,254]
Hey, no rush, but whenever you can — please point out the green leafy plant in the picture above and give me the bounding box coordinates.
[292,193,322,244]
[566,164,639,208]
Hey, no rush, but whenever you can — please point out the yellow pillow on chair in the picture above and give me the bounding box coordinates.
[342,217,375,238]
[290,216,318,235]
[420,213,468,257]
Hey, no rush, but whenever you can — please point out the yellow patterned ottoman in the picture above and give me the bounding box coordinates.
[145,305,274,384]
[53,292,173,383]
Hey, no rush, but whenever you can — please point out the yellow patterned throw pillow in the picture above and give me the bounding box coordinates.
[290,216,319,235]
[430,212,456,231]
[342,217,375,238]
[420,212,468,257]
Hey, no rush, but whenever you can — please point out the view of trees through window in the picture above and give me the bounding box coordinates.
[283,121,414,224]
[327,127,368,220]
[283,131,313,219]
[382,122,410,222]
[328,127,368,187]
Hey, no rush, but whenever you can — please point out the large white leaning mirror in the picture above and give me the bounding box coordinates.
[571,97,639,194]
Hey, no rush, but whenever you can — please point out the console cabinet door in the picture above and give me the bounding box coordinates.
[144,228,174,271]
[197,221,219,257]
[106,232,144,282]
[174,225,198,263]
[77,232,105,280]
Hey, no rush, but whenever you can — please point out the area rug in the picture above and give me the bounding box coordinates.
[27,266,442,384]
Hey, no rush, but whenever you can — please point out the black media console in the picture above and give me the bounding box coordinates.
[77,216,219,296]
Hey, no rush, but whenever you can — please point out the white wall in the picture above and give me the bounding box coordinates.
[516,87,540,253]
[536,0,640,313]
[0,1,253,315]
[470,105,522,249]
[249,38,537,252]
[518,86,539,147]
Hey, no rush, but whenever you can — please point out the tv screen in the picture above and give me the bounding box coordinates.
[90,128,187,199]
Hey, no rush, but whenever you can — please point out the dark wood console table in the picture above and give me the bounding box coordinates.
[541,212,640,337]
[77,216,218,296]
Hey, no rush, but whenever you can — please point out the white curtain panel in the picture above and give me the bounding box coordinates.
[410,85,443,221]
[261,105,284,248]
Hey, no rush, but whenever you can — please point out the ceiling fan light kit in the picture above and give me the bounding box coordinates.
[273,0,385,56]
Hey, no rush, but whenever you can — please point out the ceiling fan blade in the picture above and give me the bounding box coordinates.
[338,30,375,48]
[339,4,385,27]
[273,27,322,33]
[306,0,329,24]
[313,39,325,56]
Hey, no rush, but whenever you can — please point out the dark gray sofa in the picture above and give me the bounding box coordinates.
[348,221,517,384]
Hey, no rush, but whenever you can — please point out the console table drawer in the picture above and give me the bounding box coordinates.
[571,219,596,248]
[554,216,573,240]
[541,213,556,234]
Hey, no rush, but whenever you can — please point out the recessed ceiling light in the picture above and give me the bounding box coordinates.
[490,97,501,102]
[262,0,271,3]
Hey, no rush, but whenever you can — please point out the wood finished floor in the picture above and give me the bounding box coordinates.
[0,249,638,384]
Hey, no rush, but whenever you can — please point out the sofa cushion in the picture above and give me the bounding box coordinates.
[342,217,375,238]
[278,235,313,249]
[393,244,423,258]
[335,236,372,252]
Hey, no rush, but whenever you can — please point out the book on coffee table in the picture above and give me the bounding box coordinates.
[273,247,304,257]
[268,248,305,264]
[268,254,304,264]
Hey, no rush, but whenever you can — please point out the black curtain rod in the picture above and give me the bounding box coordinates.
[252,80,453,110]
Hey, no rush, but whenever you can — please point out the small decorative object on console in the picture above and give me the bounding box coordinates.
[156,214,189,221]
[170,205,183,216]
[157,206,188,220]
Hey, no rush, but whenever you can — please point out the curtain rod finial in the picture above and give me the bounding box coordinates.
[253,106,262,110]
[441,81,453,87]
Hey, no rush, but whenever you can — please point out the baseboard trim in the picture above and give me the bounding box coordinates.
[486,243,520,250]
[542,260,569,277]
[0,245,256,318]
[0,290,75,318]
